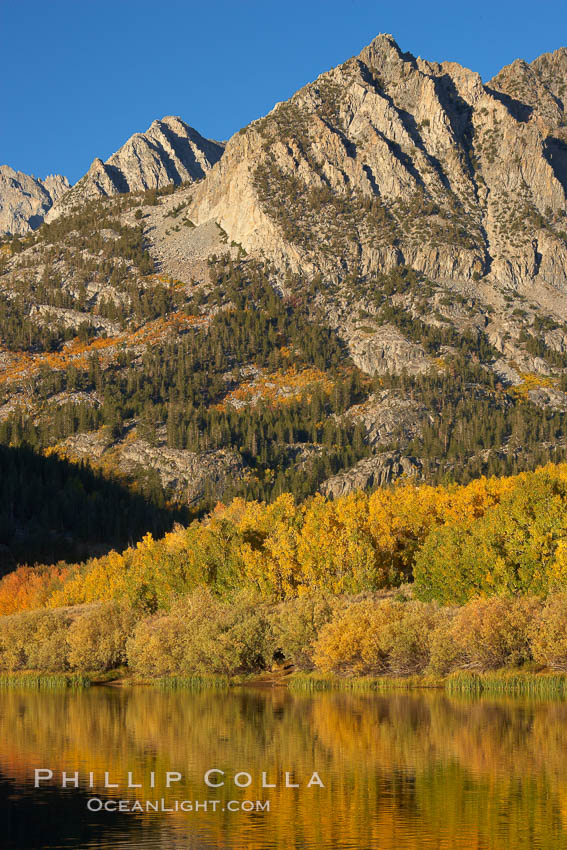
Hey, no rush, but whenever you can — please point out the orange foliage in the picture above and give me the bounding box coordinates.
[0,312,207,387]
[0,564,74,616]
[216,365,333,412]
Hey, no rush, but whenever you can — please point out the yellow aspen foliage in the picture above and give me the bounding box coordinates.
[233,494,302,597]
[295,493,381,594]
[4,463,567,615]
[49,550,131,607]
[414,466,567,603]
[550,540,567,588]
[0,564,73,615]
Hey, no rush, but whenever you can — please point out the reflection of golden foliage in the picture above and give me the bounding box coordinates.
[1,688,567,849]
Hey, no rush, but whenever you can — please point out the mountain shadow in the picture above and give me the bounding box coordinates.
[0,443,188,574]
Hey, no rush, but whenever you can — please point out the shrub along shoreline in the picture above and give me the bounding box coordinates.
[1,590,567,692]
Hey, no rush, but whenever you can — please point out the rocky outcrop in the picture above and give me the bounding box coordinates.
[118,442,243,504]
[0,166,69,234]
[488,48,567,132]
[188,35,567,295]
[320,452,422,498]
[346,390,431,445]
[527,386,567,410]
[346,324,430,375]
[59,432,244,505]
[47,116,224,221]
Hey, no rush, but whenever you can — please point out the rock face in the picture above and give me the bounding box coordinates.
[47,116,224,221]
[189,35,567,296]
[321,452,422,498]
[347,324,430,375]
[0,166,69,234]
[346,390,431,445]
[118,442,243,505]
[59,432,244,506]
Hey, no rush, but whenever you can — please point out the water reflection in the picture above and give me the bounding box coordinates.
[2,687,567,849]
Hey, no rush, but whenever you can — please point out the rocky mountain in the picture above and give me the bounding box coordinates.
[1,35,567,524]
[46,116,224,222]
[0,167,69,235]
[189,35,567,296]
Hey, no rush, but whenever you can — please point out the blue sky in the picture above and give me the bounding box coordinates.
[2,0,565,184]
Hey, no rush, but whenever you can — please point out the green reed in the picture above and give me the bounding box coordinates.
[156,674,230,691]
[0,672,91,689]
[288,670,567,697]
[287,672,444,692]
[445,671,567,697]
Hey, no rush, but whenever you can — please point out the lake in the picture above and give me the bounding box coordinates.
[2,685,567,849]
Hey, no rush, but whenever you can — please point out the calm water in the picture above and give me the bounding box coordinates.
[2,685,567,849]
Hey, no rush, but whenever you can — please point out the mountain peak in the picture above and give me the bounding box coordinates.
[370,32,400,47]
[488,46,566,130]
[189,31,567,299]
[359,32,409,64]
[46,117,225,222]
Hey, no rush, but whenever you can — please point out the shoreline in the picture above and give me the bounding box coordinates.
[2,669,567,697]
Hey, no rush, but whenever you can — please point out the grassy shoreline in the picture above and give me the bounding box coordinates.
[3,668,567,697]
[0,672,91,689]
[287,670,567,696]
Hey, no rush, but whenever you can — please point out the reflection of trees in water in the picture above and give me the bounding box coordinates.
[1,689,567,849]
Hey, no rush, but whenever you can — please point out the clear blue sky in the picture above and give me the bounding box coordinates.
[1,0,565,184]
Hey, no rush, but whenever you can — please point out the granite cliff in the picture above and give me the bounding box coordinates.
[188,35,567,298]
[0,167,69,235]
